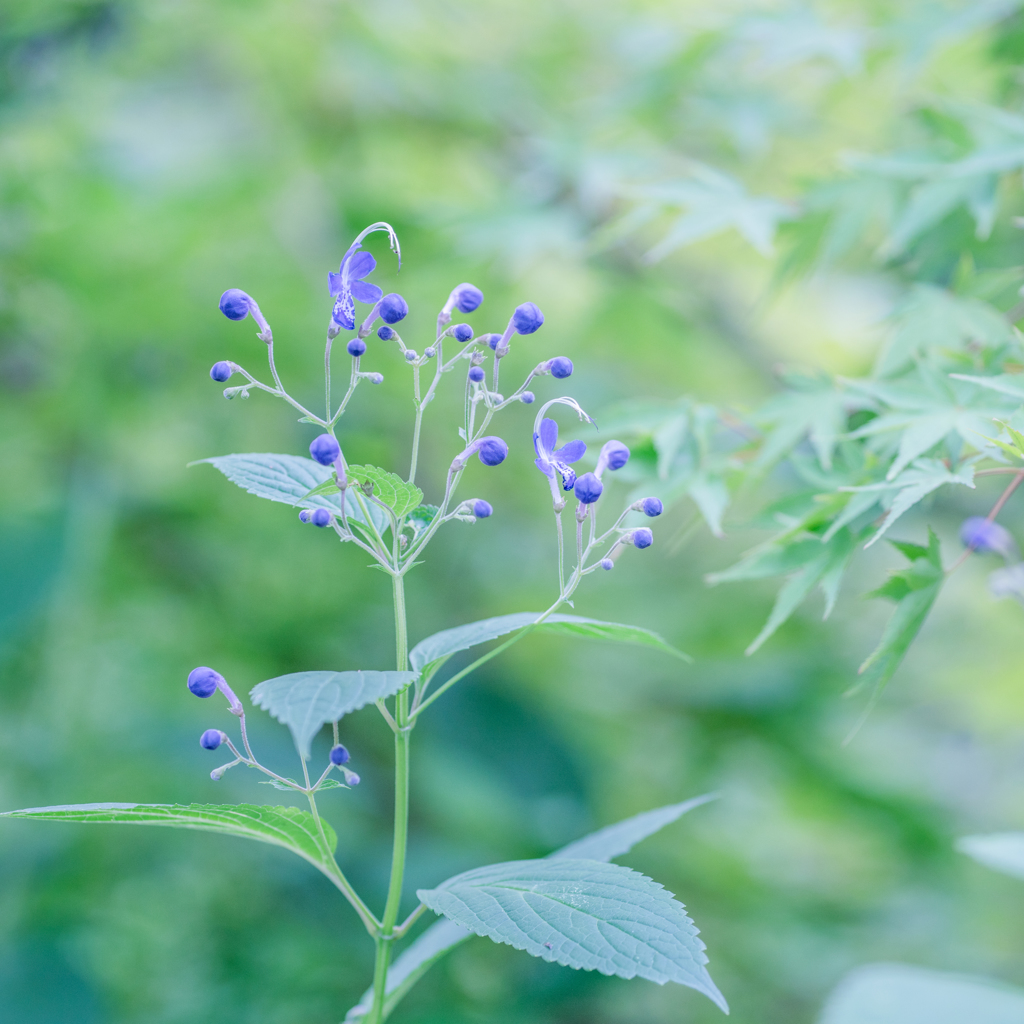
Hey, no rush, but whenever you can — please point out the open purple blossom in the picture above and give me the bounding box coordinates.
[330,251,383,330]
[534,417,586,492]
[596,440,630,478]
[961,517,1017,558]
[219,289,272,341]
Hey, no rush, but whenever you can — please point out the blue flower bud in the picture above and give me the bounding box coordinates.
[473,499,493,518]
[425,347,436,358]
[477,437,508,466]
[377,326,395,341]
[348,338,367,356]
[299,510,312,523]
[468,366,485,383]
[380,293,408,324]
[549,357,573,379]
[200,729,225,750]
[961,516,1017,557]
[309,434,341,466]
[210,361,235,383]
[330,743,350,765]
[453,283,484,313]
[642,497,663,517]
[520,391,535,404]
[596,440,630,478]
[600,558,614,570]
[366,372,384,384]
[188,666,224,699]
[512,302,544,335]
[345,771,361,786]
[574,472,603,504]
[311,508,332,528]
[452,324,474,343]
[405,350,418,362]
[632,527,653,549]
[480,333,501,350]
[219,289,251,321]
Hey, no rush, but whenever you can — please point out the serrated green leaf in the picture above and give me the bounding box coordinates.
[408,612,688,680]
[956,833,1024,881]
[258,778,345,791]
[346,465,423,518]
[346,796,716,1022]
[854,528,944,704]
[407,505,438,536]
[417,859,726,1011]
[0,803,338,878]
[819,963,1024,1024]
[250,671,417,759]
[196,453,389,535]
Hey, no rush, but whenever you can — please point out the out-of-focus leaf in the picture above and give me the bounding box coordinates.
[0,803,339,878]
[196,453,389,534]
[345,796,716,1022]
[841,459,974,547]
[408,612,689,679]
[250,671,418,759]
[956,833,1024,881]
[687,474,731,537]
[346,464,423,519]
[949,373,1024,401]
[818,963,1024,1024]
[417,859,727,1011]
[854,529,944,703]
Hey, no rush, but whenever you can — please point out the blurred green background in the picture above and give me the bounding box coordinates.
[3,1,1024,1022]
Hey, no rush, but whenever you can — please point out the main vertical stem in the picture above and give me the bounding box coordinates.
[368,573,411,1024]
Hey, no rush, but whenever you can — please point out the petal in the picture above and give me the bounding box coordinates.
[328,271,344,297]
[351,281,383,303]
[347,251,377,280]
[534,457,554,478]
[555,463,577,490]
[538,418,558,456]
[332,295,355,329]
[554,438,587,464]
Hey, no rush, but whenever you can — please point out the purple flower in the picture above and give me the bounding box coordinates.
[311,508,332,528]
[641,497,663,517]
[596,440,630,478]
[961,517,1017,558]
[380,293,408,324]
[574,472,603,504]
[631,527,653,549]
[377,326,395,341]
[452,324,474,342]
[468,366,485,383]
[309,434,340,466]
[329,248,383,330]
[473,499,493,518]
[451,436,509,471]
[200,729,225,750]
[210,361,236,383]
[512,302,544,334]
[534,417,586,491]
[330,744,350,765]
[447,283,484,314]
[219,289,272,340]
[547,357,572,379]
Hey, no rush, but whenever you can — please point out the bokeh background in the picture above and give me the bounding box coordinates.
[3,1,1024,1022]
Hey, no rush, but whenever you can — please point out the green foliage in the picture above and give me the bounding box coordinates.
[0,803,338,878]
[250,671,418,759]
[417,859,726,1010]
[957,833,1024,881]
[818,964,1024,1024]
[346,465,424,519]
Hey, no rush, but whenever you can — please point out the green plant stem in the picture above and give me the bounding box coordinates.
[368,574,413,1024]
[409,365,423,484]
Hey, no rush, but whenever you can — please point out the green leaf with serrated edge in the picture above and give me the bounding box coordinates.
[258,778,345,791]
[250,671,417,760]
[978,433,1024,462]
[195,454,389,536]
[416,859,727,1011]
[408,612,689,680]
[344,796,716,1022]
[853,529,944,703]
[0,803,338,878]
[819,963,1024,1024]
[346,464,423,518]
[956,833,1024,881]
